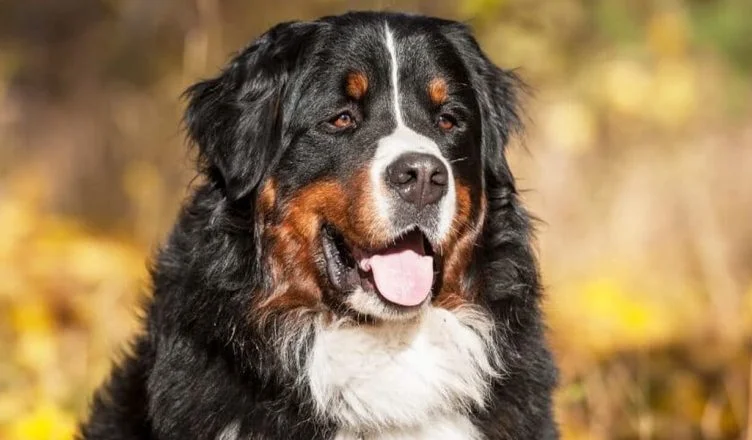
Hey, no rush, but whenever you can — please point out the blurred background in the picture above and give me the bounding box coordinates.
[0,0,751,438]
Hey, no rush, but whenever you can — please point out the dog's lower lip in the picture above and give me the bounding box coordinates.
[321,226,356,291]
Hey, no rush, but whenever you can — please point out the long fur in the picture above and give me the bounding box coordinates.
[79,12,558,440]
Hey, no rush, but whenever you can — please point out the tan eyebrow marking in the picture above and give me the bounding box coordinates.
[428,77,448,106]
[346,71,369,100]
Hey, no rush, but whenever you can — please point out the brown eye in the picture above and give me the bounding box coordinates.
[437,114,456,131]
[331,111,355,129]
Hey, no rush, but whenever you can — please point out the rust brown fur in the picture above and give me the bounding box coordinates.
[434,181,485,308]
[256,173,485,316]
[346,72,369,100]
[254,169,394,317]
[428,77,448,106]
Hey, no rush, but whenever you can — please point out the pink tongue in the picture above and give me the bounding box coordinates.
[365,235,434,306]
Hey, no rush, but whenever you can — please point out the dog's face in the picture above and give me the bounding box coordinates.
[185,13,522,322]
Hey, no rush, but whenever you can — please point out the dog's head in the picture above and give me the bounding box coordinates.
[185,12,523,323]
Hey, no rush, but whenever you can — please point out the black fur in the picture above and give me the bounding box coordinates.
[79,12,557,439]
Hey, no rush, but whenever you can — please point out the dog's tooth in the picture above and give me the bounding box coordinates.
[359,259,372,272]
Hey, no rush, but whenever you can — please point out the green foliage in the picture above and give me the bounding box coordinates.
[690,0,752,73]
[593,1,643,46]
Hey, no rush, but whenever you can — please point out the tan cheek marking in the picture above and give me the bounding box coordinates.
[349,168,392,248]
[256,222,321,315]
[258,178,277,216]
[435,181,483,307]
[455,182,473,230]
[253,169,405,318]
[285,169,394,250]
[286,181,348,240]
[346,71,369,100]
[428,77,448,106]
[255,181,348,318]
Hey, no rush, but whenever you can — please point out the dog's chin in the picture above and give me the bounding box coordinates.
[320,225,440,322]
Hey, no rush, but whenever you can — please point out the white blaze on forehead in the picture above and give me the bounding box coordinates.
[370,24,457,240]
[384,24,403,124]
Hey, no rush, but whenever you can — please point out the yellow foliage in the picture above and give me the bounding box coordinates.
[647,10,689,59]
[10,299,55,335]
[601,58,652,117]
[458,0,507,20]
[548,274,688,355]
[649,60,698,127]
[541,97,597,154]
[597,56,697,126]
[9,404,76,440]
[0,200,35,261]
[0,189,146,439]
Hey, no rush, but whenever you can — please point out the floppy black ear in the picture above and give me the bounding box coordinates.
[442,23,525,190]
[444,24,538,304]
[184,21,319,201]
[474,64,525,190]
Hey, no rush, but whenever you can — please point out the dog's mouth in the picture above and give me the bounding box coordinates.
[321,225,438,308]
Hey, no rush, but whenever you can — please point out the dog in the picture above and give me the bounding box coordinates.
[79,11,558,440]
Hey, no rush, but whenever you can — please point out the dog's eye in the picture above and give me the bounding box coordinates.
[437,114,456,131]
[330,111,355,129]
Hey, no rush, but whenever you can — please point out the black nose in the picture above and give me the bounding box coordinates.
[386,152,448,210]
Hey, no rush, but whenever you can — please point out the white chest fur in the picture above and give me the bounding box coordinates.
[307,306,499,438]
[333,414,482,440]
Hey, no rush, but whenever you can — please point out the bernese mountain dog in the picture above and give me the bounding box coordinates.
[79,11,558,440]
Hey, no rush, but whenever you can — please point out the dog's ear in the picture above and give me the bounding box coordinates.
[442,24,525,191]
[444,23,538,303]
[475,64,525,191]
[184,21,319,201]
